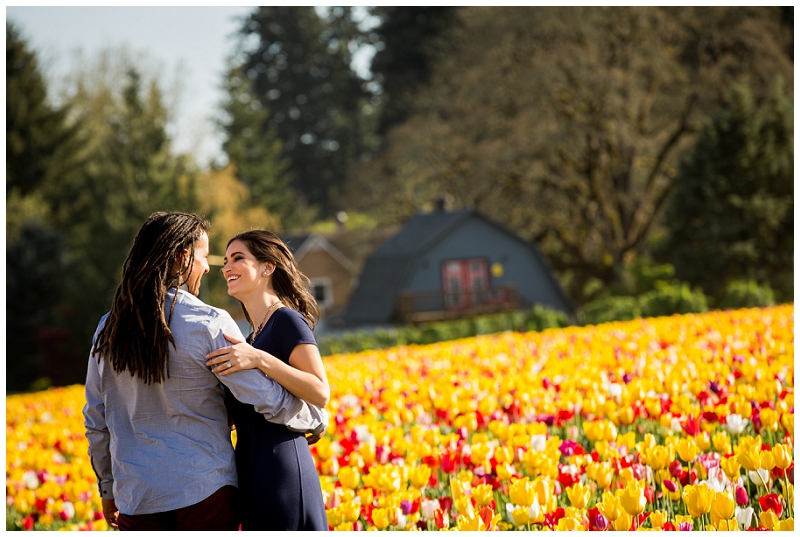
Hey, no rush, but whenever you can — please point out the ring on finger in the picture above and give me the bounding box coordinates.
[226,361,232,369]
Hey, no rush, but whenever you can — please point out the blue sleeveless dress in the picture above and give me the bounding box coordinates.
[224,308,328,530]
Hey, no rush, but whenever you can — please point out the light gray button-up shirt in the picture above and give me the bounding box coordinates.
[83,289,327,515]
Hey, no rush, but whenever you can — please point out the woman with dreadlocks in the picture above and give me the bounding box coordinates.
[205,230,329,530]
[83,212,327,531]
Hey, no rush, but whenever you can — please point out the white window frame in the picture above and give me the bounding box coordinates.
[310,277,334,310]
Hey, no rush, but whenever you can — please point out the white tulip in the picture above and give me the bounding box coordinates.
[748,469,770,488]
[421,498,440,521]
[735,506,755,529]
[530,434,547,452]
[726,414,749,435]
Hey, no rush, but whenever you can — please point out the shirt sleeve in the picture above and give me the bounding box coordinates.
[212,312,328,436]
[82,316,115,500]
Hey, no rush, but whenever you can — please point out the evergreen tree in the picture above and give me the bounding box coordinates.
[47,56,202,380]
[368,7,457,135]
[6,23,68,196]
[218,60,293,221]
[658,81,793,301]
[230,6,368,218]
[6,222,70,391]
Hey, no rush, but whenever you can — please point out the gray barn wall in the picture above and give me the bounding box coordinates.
[402,217,570,312]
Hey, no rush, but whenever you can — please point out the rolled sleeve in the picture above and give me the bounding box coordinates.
[211,315,327,435]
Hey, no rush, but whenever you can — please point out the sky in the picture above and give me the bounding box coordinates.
[6,6,266,168]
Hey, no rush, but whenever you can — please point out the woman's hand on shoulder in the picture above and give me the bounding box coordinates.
[206,333,269,375]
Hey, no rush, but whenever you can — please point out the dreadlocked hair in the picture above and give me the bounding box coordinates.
[92,212,210,385]
[228,230,320,331]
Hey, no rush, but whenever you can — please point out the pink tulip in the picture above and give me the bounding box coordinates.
[735,485,749,506]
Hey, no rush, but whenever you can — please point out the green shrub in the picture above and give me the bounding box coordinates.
[578,295,642,325]
[639,281,708,317]
[718,279,775,309]
[317,304,570,355]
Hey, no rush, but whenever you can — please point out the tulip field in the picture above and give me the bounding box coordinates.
[6,305,795,531]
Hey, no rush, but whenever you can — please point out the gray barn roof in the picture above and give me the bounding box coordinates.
[345,209,572,325]
[345,209,473,324]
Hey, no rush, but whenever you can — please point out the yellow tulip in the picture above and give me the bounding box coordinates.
[720,456,741,481]
[357,487,374,507]
[644,445,671,471]
[509,477,536,508]
[760,408,779,431]
[566,483,592,509]
[760,510,779,531]
[696,431,711,451]
[620,481,647,516]
[338,466,360,490]
[327,506,344,527]
[557,515,586,531]
[710,492,735,525]
[737,446,761,472]
[780,413,794,435]
[371,507,390,530]
[613,510,633,531]
[772,443,793,469]
[676,438,698,462]
[711,431,732,454]
[494,445,514,464]
[533,477,555,511]
[457,513,486,531]
[450,476,471,504]
[496,462,516,482]
[471,484,494,507]
[682,483,714,518]
[341,500,362,523]
[712,519,738,531]
[596,495,623,522]
[778,518,794,531]
[649,510,669,530]
[761,450,777,470]
[409,464,431,489]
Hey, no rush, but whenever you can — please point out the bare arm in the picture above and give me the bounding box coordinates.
[206,334,330,408]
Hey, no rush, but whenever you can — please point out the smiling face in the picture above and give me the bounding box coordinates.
[222,239,269,300]
[184,232,210,296]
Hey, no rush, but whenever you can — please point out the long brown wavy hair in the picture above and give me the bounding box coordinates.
[228,230,320,331]
[92,212,210,385]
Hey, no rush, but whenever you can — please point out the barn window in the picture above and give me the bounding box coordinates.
[310,278,333,309]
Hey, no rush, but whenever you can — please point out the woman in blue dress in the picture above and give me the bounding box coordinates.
[206,230,329,530]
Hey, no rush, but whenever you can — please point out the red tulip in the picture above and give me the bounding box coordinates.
[758,493,783,517]
[681,414,700,436]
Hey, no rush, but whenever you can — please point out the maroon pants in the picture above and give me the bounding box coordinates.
[118,485,238,531]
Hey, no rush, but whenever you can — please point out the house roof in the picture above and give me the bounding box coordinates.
[344,208,574,325]
[345,209,472,324]
[280,233,356,274]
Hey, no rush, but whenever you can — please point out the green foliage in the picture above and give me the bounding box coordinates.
[218,61,294,222]
[578,296,642,326]
[368,7,458,134]
[578,278,708,325]
[6,221,69,391]
[658,80,794,302]
[6,23,76,199]
[719,279,776,309]
[230,7,369,217]
[638,281,709,318]
[345,7,793,304]
[317,305,569,355]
